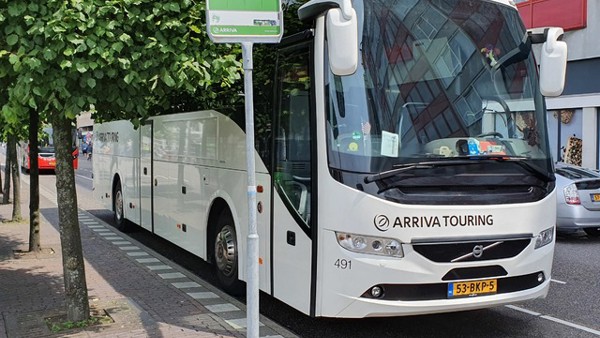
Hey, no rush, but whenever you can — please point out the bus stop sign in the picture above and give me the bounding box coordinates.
[206,0,283,43]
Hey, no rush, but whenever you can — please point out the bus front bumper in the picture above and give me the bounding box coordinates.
[333,275,550,318]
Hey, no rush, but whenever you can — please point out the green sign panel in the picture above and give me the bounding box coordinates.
[209,0,279,11]
[207,0,283,43]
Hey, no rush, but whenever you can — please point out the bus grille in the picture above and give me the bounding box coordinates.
[412,239,531,263]
[360,272,544,301]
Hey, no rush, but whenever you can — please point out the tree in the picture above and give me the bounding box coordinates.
[0,131,22,221]
[1,135,10,205]
[0,148,2,199]
[0,116,4,198]
[1,0,242,322]
[0,99,43,249]
[28,111,41,252]
[0,113,10,206]
[7,133,21,221]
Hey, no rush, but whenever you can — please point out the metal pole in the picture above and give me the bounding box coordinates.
[242,41,259,338]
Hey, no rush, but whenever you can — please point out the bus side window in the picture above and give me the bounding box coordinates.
[274,45,312,225]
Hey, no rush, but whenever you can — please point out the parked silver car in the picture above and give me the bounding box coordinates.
[555,163,600,237]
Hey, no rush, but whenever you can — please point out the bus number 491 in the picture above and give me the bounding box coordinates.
[334,259,352,270]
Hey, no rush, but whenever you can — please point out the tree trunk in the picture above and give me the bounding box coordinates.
[52,116,89,322]
[8,134,22,222]
[29,112,41,252]
[0,153,3,200]
[2,139,10,205]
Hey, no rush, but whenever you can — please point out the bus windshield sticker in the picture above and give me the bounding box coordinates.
[381,131,399,157]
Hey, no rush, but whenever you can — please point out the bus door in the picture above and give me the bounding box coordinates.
[140,121,153,232]
[271,40,315,315]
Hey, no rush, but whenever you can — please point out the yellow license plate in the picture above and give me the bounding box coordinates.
[592,194,600,202]
[448,279,497,298]
[49,161,56,166]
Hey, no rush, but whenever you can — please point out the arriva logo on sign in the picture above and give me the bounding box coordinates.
[206,0,283,44]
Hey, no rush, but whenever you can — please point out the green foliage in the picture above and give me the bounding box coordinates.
[0,0,312,138]
[157,0,312,115]
[45,314,111,333]
[0,0,243,126]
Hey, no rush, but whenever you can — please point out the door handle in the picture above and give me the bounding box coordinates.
[154,178,158,186]
[143,167,147,175]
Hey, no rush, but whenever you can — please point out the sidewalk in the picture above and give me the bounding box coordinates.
[0,162,296,337]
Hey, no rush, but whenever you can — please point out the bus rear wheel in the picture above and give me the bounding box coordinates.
[214,211,245,296]
[113,181,130,232]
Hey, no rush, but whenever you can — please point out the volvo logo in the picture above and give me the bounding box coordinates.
[374,215,390,232]
[472,245,484,258]
[451,242,502,262]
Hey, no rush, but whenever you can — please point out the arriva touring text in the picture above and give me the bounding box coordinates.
[374,214,494,231]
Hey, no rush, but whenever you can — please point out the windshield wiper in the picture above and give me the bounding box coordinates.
[454,155,554,181]
[364,155,554,184]
[364,159,476,184]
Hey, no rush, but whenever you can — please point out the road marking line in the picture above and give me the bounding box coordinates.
[172,281,202,289]
[224,318,264,330]
[104,236,123,240]
[540,315,600,336]
[551,279,567,284]
[146,265,173,271]
[112,241,132,245]
[158,272,186,279]
[206,303,240,313]
[187,291,219,299]
[127,252,149,257]
[136,258,160,263]
[119,246,141,251]
[505,305,541,316]
[506,305,600,336]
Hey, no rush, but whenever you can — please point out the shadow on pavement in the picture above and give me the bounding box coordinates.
[38,206,241,338]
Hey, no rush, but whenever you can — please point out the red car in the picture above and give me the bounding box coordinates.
[21,145,79,172]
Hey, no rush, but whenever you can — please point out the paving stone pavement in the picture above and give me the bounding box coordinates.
[0,157,297,338]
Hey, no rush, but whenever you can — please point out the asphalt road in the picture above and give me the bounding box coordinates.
[17,154,600,337]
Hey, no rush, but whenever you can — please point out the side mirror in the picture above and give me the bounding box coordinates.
[326,7,358,76]
[539,27,567,97]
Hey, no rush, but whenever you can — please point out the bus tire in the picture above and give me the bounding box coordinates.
[214,211,245,296]
[113,180,130,232]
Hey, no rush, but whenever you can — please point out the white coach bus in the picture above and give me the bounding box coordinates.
[94,0,567,318]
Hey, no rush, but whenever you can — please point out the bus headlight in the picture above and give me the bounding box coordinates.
[534,227,554,249]
[336,232,404,258]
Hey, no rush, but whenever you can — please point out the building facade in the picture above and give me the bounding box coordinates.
[517,0,600,168]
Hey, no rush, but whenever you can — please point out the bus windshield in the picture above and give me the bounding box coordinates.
[326,0,552,178]
[40,127,55,153]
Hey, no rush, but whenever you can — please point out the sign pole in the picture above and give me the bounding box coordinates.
[206,1,282,336]
[242,41,259,338]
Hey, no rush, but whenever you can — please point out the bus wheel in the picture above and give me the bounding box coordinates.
[113,181,129,232]
[214,212,245,295]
